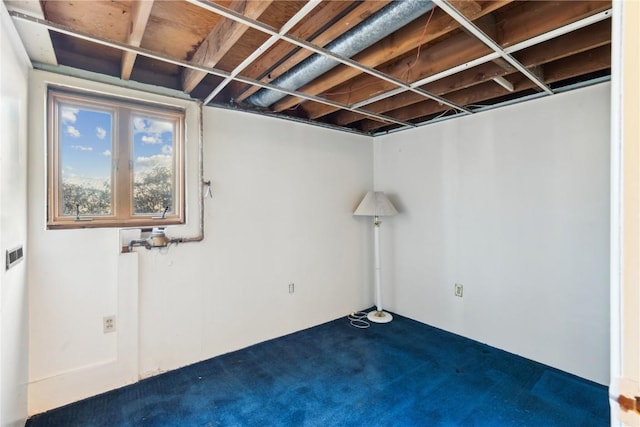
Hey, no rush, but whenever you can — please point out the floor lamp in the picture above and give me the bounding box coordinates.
[353,191,398,323]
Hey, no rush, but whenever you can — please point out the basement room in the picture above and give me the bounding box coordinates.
[1,0,639,426]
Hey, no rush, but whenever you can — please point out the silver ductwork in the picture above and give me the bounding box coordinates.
[246,0,435,108]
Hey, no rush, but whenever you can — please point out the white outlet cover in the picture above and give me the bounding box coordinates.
[103,315,116,333]
[454,284,463,297]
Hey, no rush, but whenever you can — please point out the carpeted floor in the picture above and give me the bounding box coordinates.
[26,312,609,426]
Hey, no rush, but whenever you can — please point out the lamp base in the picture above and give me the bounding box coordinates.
[367,310,393,324]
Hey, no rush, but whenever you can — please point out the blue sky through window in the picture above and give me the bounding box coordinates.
[132,115,174,178]
[60,104,112,188]
[59,106,175,188]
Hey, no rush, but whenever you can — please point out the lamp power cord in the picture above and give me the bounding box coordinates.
[348,311,370,329]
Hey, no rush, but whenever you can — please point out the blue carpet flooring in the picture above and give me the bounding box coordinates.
[26,313,609,426]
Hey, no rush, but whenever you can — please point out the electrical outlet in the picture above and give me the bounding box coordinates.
[288,283,295,294]
[454,283,463,298]
[103,315,116,333]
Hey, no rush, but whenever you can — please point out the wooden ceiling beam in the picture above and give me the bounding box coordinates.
[513,19,611,68]
[299,16,496,120]
[358,77,536,132]
[300,0,610,121]
[449,0,482,17]
[542,44,611,82]
[335,17,611,127]
[360,44,611,133]
[269,1,509,113]
[496,1,612,48]
[233,1,390,103]
[121,0,154,80]
[181,0,273,94]
[335,61,509,126]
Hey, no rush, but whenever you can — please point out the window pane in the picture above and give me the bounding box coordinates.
[59,104,113,216]
[132,116,174,215]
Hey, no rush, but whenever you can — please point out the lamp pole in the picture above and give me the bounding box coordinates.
[368,215,393,323]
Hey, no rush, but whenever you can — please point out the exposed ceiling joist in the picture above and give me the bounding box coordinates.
[8,10,414,129]
[202,0,322,104]
[121,0,154,80]
[181,0,273,93]
[270,0,511,113]
[187,0,470,114]
[339,6,611,122]
[7,0,612,136]
[234,1,391,104]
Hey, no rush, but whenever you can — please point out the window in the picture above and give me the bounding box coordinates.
[47,88,185,229]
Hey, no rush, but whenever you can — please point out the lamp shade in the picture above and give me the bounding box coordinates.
[353,191,398,217]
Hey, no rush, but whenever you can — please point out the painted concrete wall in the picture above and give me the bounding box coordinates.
[0,4,31,426]
[27,71,373,414]
[138,108,374,377]
[374,83,611,385]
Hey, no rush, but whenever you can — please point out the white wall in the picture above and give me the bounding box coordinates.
[27,71,373,413]
[138,108,373,376]
[0,4,31,426]
[374,83,611,384]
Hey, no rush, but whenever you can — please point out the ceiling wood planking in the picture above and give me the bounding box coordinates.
[494,1,612,48]
[296,0,609,121]
[359,76,539,133]
[14,0,610,135]
[513,19,611,68]
[340,19,609,127]
[132,54,183,79]
[362,45,611,134]
[142,1,222,59]
[269,0,511,113]
[48,32,124,78]
[42,0,132,41]
[544,45,611,83]
[121,0,155,80]
[434,0,551,95]
[199,0,323,105]
[449,0,482,17]
[335,21,609,128]
[334,61,513,126]
[181,0,274,93]
[233,0,392,103]
[51,39,122,78]
[228,1,356,102]
[300,26,495,120]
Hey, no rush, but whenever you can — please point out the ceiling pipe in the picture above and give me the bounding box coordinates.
[246,0,435,108]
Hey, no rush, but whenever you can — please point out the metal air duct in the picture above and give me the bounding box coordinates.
[246,0,435,108]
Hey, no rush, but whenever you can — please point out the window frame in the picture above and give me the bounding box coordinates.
[47,87,185,229]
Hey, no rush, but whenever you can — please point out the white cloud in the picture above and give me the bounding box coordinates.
[161,145,173,155]
[61,107,78,123]
[71,145,93,151]
[133,117,173,147]
[96,127,107,140]
[102,150,111,157]
[66,125,81,137]
[132,117,147,132]
[141,135,160,144]
[133,117,173,135]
